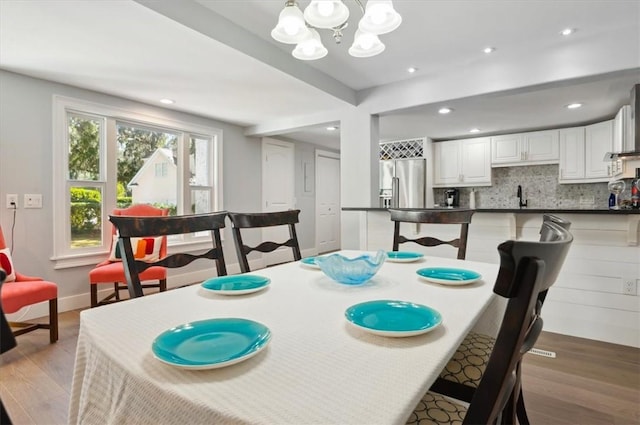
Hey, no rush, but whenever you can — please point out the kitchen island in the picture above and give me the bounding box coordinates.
[342,207,640,347]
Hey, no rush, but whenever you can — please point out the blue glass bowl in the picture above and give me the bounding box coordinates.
[315,250,386,285]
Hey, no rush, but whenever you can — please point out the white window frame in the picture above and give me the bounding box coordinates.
[51,95,223,269]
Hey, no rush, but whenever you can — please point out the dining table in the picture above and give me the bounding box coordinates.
[68,250,501,425]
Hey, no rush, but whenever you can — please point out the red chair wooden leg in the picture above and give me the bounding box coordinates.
[49,299,58,343]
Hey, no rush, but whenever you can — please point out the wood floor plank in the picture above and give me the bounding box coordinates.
[522,364,640,421]
[0,347,69,424]
[526,331,640,390]
[0,383,32,425]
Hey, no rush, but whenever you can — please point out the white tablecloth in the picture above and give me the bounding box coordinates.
[69,251,499,425]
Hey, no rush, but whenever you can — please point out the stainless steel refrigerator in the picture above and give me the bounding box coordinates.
[379,158,426,208]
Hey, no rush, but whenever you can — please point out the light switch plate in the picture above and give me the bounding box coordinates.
[24,194,43,208]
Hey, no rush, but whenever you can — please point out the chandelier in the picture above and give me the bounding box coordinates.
[271,0,402,60]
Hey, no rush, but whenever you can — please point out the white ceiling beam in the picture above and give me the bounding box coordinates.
[245,109,347,138]
[134,0,357,106]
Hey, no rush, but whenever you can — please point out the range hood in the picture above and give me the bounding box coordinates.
[605,84,640,160]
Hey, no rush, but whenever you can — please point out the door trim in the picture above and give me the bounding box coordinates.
[315,149,341,253]
[262,138,295,266]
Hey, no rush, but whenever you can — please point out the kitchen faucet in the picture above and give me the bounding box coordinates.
[517,185,528,208]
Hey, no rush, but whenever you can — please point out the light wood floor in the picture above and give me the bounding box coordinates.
[1,310,639,424]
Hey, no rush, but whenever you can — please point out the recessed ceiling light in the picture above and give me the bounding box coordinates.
[566,103,582,109]
[407,67,418,73]
[560,28,576,36]
[483,47,495,54]
[469,128,480,133]
[438,107,453,114]
[326,126,338,131]
[160,98,175,104]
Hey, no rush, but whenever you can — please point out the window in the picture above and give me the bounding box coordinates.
[154,162,168,178]
[53,96,223,268]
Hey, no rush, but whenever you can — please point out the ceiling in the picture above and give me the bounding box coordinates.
[1,0,639,150]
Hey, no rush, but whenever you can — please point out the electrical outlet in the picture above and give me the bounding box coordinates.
[622,278,637,296]
[579,196,594,206]
[6,194,18,209]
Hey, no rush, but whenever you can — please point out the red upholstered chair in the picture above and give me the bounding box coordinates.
[89,204,168,307]
[0,225,58,343]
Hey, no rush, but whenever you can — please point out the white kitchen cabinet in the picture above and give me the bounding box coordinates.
[559,121,614,183]
[490,134,521,164]
[433,137,491,187]
[491,130,559,166]
[613,105,633,153]
[585,120,613,179]
[558,127,585,182]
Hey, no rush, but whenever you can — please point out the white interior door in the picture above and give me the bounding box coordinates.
[262,138,295,266]
[316,150,340,253]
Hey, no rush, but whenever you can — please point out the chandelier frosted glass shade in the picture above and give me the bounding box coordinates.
[292,28,328,60]
[271,2,312,44]
[272,0,401,60]
[358,0,402,35]
[304,1,350,29]
[348,29,385,57]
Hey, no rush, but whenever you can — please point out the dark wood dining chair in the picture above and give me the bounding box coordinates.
[428,220,573,425]
[228,210,301,273]
[108,212,228,299]
[389,209,475,259]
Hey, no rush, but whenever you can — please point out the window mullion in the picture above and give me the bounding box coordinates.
[179,133,189,217]
[104,118,118,243]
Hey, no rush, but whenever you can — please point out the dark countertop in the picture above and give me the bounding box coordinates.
[341,207,640,215]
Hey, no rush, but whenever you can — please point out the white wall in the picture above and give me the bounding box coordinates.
[0,70,264,306]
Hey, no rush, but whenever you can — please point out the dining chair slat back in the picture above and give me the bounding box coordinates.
[228,210,301,273]
[108,212,228,299]
[389,209,474,259]
[423,221,573,425]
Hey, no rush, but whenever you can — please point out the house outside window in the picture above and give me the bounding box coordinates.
[52,96,223,268]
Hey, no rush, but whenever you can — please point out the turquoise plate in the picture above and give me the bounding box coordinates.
[345,300,442,337]
[386,251,425,263]
[300,257,320,269]
[202,275,270,295]
[152,318,271,369]
[417,267,482,286]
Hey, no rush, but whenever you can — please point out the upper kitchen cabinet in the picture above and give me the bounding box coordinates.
[491,130,559,167]
[558,127,585,182]
[585,120,613,179]
[559,120,614,183]
[613,105,633,153]
[433,137,491,187]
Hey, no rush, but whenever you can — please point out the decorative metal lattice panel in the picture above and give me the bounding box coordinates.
[379,138,425,160]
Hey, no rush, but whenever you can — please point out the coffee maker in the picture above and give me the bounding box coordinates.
[444,189,460,207]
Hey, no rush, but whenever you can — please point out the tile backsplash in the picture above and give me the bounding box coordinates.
[435,164,616,209]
